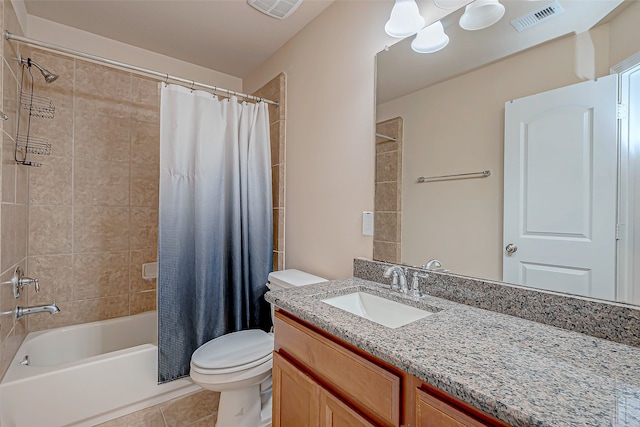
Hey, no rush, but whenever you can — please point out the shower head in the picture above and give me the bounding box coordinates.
[20,57,59,84]
[35,62,59,84]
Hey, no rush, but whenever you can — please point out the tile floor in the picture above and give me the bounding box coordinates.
[96,389,219,427]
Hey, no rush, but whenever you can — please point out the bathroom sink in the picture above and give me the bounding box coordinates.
[321,292,434,328]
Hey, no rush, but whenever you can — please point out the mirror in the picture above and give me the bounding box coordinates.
[374,0,640,304]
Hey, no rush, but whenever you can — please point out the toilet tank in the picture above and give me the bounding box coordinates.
[267,269,327,323]
[267,269,327,291]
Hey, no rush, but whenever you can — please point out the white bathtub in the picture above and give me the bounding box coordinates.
[0,311,200,427]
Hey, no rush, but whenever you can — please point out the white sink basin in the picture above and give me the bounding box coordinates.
[321,292,435,329]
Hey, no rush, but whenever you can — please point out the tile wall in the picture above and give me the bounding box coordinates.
[252,73,286,271]
[0,0,30,379]
[21,49,160,333]
[374,117,403,263]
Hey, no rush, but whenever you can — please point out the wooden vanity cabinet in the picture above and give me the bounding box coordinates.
[273,309,512,427]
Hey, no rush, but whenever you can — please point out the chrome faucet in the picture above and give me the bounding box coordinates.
[15,301,60,320]
[383,265,408,293]
[423,259,442,270]
[422,259,450,274]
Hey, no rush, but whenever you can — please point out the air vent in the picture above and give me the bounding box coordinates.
[511,1,565,32]
[247,0,303,20]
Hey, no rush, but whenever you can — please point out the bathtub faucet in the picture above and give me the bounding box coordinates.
[15,301,60,320]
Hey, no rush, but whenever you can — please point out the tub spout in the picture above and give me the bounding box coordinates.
[15,301,60,320]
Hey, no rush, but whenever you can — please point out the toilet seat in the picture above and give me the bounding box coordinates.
[191,329,274,374]
[189,270,326,427]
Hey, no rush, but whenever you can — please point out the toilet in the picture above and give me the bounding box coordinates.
[189,269,327,427]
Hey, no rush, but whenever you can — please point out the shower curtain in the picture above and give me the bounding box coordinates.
[157,84,273,383]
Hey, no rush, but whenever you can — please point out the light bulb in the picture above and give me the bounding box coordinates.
[411,21,449,53]
[385,0,426,38]
[459,0,505,31]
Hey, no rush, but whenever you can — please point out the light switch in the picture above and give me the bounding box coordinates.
[362,211,374,236]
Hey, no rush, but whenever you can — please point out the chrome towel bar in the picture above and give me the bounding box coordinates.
[376,133,397,142]
[416,170,491,183]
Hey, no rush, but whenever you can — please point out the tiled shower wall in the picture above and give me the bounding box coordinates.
[0,0,29,378]
[23,48,160,332]
[252,73,286,271]
[374,117,403,263]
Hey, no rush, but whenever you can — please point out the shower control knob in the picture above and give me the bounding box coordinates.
[18,277,40,293]
[505,244,518,254]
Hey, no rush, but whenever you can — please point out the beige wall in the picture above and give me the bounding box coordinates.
[243,2,395,279]
[608,1,640,67]
[377,3,640,280]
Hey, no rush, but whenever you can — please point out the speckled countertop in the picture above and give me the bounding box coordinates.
[265,278,640,427]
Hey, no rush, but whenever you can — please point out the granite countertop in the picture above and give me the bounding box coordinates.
[265,277,640,427]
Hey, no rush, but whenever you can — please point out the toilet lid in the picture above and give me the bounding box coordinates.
[191,329,273,370]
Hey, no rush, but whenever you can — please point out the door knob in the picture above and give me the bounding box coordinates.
[505,244,517,254]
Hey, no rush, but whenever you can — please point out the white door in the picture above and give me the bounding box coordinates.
[503,75,618,300]
[616,57,640,304]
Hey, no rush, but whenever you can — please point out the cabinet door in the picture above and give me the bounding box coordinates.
[273,352,320,427]
[274,351,376,427]
[416,388,489,427]
[320,388,376,427]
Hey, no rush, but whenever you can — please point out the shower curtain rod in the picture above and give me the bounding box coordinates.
[4,31,279,106]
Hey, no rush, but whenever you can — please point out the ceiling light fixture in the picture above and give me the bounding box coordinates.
[385,0,426,38]
[459,0,505,31]
[411,21,449,53]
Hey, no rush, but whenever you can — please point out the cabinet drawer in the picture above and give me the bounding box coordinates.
[274,311,401,426]
[416,388,490,427]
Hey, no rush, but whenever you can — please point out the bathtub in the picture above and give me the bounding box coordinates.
[0,311,200,427]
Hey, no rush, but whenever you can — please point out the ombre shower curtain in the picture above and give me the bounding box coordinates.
[157,84,273,382]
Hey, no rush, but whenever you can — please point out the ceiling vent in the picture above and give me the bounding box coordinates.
[247,0,303,19]
[510,1,565,32]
